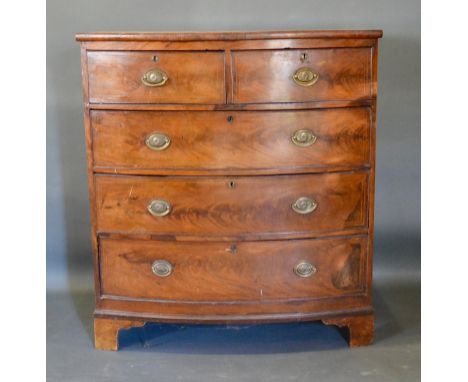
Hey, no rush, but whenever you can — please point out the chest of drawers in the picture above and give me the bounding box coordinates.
[76,30,382,350]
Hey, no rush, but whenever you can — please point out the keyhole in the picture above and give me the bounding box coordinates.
[300,52,307,62]
[228,180,236,189]
[229,244,237,254]
[151,55,159,62]
[227,115,234,123]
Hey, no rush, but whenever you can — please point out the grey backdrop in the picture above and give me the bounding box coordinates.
[47,0,420,291]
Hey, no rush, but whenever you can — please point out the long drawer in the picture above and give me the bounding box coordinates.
[91,108,371,174]
[95,172,368,236]
[99,235,368,302]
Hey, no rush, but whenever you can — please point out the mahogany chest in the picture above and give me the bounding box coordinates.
[76,30,383,350]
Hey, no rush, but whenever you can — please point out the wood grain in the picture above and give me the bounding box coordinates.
[95,172,368,236]
[88,51,225,104]
[91,108,370,174]
[232,48,372,103]
[99,235,367,302]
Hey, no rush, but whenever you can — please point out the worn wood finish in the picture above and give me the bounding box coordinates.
[97,292,372,318]
[81,39,377,53]
[323,312,374,347]
[94,317,146,350]
[100,236,367,302]
[97,229,368,242]
[88,51,225,104]
[87,99,371,111]
[80,48,102,306]
[91,108,370,174]
[95,172,368,236]
[93,312,373,350]
[77,30,382,350]
[233,48,372,103]
[76,30,383,41]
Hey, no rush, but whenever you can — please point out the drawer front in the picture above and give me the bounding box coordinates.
[91,108,370,173]
[87,51,225,104]
[232,48,372,103]
[100,236,367,302]
[95,172,368,236]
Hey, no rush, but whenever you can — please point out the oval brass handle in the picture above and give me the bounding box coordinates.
[152,260,173,277]
[292,67,319,87]
[141,69,168,87]
[291,129,317,147]
[294,261,317,278]
[292,197,318,214]
[146,132,171,151]
[147,199,171,217]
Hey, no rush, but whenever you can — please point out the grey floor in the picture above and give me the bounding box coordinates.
[47,280,420,381]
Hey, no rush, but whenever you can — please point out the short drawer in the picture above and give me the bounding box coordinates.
[87,51,225,104]
[91,108,370,174]
[232,48,372,103]
[99,235,367,302]
[95,172,368,236]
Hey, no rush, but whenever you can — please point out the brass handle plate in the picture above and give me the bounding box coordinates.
[146,132,171,151]
[294,261,317,278]
[147,199,171,217]
[152,260,173,277]
[141,69,168,87]
[292,197,318,214]
[292,67,319,87]
[291,129,317,147]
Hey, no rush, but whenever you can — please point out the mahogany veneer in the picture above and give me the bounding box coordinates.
[91,108,371,173]
[88,51,225,104]
[232,48,372,103]
[100,236,368,301]
[95,172,368,236]
[76,29,382,350]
